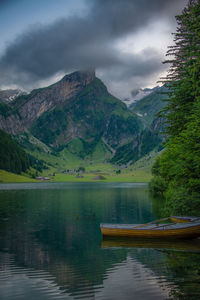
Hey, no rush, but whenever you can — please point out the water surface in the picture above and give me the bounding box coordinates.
[0,182,200,299]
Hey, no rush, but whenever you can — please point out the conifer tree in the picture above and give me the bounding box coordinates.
[151,0,200,215]
[161,0,200,137]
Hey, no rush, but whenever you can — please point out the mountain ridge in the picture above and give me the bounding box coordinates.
[0,70,96,134]
[0,71,144,166]
[0,71,166,169]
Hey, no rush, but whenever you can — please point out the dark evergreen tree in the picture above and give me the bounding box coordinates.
[0,129,30,174]
[160,0,200,137]
[151,0,200,215]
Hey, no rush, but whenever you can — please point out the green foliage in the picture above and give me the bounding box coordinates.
[11,93,30,108]
[111,129,162,165]
[151,0,200,215]
[10,94,29,117]
[66,138,84,155]
[70,78,139,148]
[128,86,167,163]
[164,184,200,216]
[64,137,103,159]
[31,105,67,145]
[105,113,140,148]
[0,102,11,117]
[149,176,167,195]
[130,86,168,127]
[0,129,30,174]
[110,141,138,165]
[30,77,142,164]
[140,130,162,156]
[161,0,200,137]
[0,129,48,174]
[82,138,102,156]
[28,154,48,172]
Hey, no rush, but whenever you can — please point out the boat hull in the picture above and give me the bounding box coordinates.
[170,216,199,223]
[100,224,200,239]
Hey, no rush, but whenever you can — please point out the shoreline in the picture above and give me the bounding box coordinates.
[0,169,152,184]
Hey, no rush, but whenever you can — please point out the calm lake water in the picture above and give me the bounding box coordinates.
[0,182,200,300]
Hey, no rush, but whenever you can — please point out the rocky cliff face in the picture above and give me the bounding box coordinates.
[0,70,144,165]
[0,70,96,134]
[30,75,141,152]
[0,71,167,166]
[0,89,24,103]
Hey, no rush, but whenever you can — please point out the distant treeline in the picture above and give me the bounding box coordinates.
[0,129,48,174]
[0,129,30,174]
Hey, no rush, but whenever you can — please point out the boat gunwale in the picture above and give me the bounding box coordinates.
[100,222,200,231]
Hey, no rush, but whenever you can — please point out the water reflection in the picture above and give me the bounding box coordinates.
[101,237,200,252]
[0,183,200,299]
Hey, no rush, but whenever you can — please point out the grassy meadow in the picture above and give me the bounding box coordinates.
[0,170,37,183]
[0,146,157,184]
[0,168,152,184]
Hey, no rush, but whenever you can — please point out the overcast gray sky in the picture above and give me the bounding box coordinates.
[0,0,187,99]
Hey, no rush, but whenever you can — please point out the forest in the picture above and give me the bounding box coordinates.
[150,0,200,215]
[0,129,30,174]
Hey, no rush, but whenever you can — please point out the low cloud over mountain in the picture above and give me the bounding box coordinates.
[0,0,187,97]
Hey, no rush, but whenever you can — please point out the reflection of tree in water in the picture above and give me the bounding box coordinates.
[102,238,200,300]
[1,185,200,299]
[132,248,200,299]
[140,249,200,299]
[150,193,166,219]
[164,250,200,299]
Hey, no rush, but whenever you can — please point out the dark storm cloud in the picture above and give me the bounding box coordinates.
[90,0,185,36]
[99,48,165,82]
[0,0,186,88]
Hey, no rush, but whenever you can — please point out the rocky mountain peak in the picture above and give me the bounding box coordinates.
[0,70,97,134]
[61,70,96,85]
[0,89,25,103]
[58,70,96,99]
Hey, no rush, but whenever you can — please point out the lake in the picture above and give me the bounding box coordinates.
[0,182,200,300]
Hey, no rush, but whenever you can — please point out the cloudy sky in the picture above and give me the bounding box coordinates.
[0,0,187,99]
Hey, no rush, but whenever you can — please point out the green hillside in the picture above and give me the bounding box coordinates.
[110,85,169,166]
[130,85,168,127]
[0,71,165,173]
[0,129,30,174]
[30,78,141,152]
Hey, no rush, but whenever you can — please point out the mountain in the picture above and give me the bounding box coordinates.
[0,89,24,103]
[0,72,169,170]
[0,71,96,134]
[0,71,149,167]
[130,85,168,127]
[122,86,160,107]
[30,74,141,151]
[127,85,169,162]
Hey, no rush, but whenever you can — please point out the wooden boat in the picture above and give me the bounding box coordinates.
[100,216,200,239]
